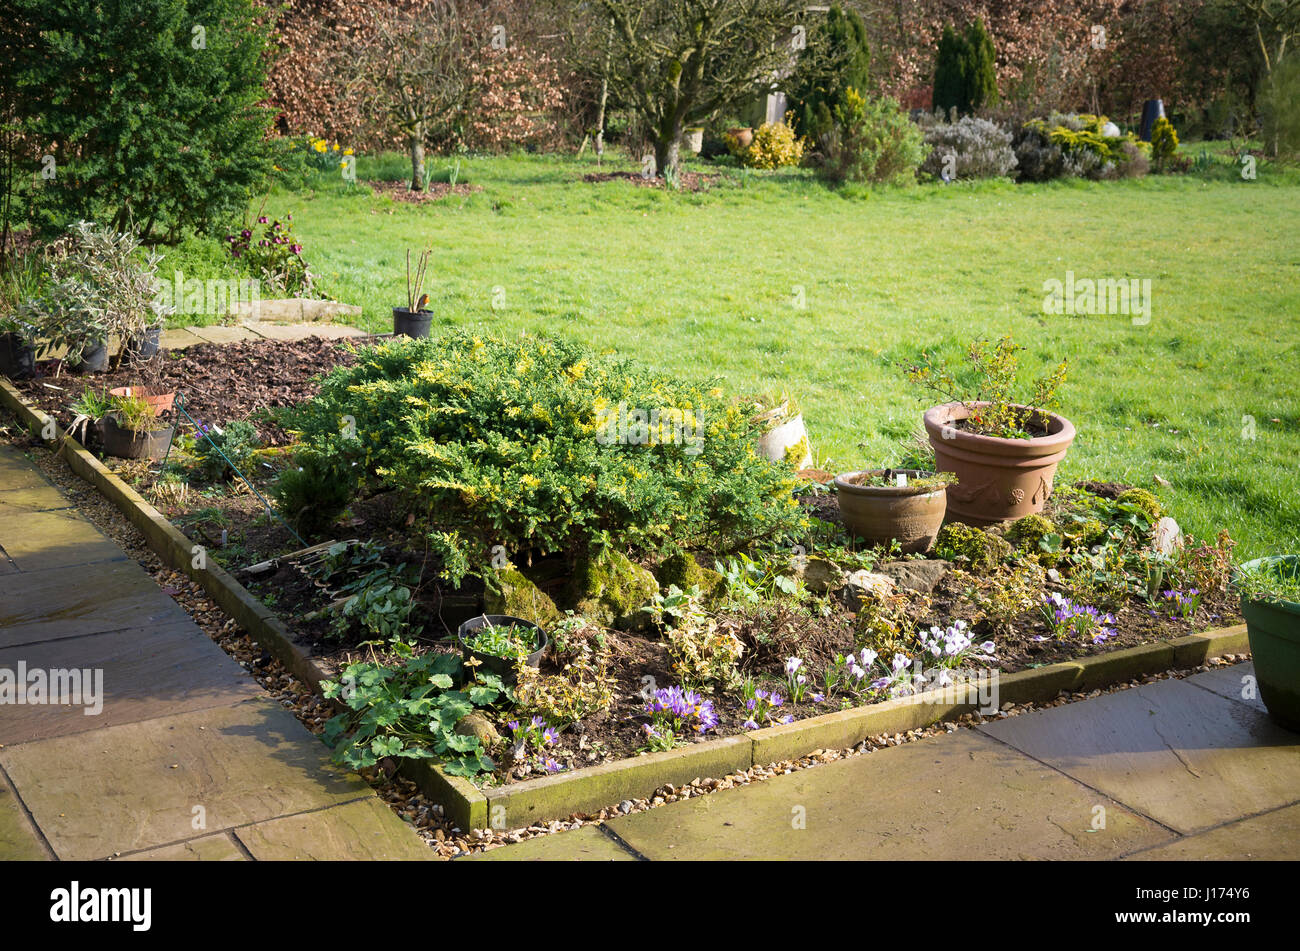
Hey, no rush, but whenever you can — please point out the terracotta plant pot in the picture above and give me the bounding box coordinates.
[923,401,1076,526]
[1239,556,1300,732]
[834,469,948,553]
[726,127,754,150]
[109,385,175,417]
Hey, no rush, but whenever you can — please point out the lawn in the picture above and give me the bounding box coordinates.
[185,150,1300,559]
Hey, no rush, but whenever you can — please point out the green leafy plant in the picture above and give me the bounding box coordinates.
[820,88,927,186]
[1235,558,1300,606]
[273,450,354,537]
[321,652,504,776]
[463,621,538,661]
[713,552,803,604]
[282,331,806,585]
[108,392,160,435]
[191,419,260,483]
[902,335,1068,439]
[513,615,614,726]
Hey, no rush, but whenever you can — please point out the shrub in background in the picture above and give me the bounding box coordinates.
[932,19,999,117]
[786,3,872,143]
[11,0,274,244]
[1013,113,1149,181]
[919,113,1017,179]
[283,332,807,584]
[740,120,806,169]
[820,89,928,185]
[1149,116,1180,172]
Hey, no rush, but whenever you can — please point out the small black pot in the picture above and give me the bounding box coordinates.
[101,415,175,460]
[457,614,547,684]
[127,325,163,360]
[393,307,433,339]
[0,332,35,379]
[70,339,109,374]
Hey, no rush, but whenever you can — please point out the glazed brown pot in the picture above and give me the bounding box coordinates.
[834,469,948,553]
[726,127,754,150]
[923,401,1076,526]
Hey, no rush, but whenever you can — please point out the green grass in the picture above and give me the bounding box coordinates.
[173,149,1300,559]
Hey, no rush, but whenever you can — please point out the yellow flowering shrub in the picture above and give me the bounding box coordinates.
[740,120,805,169]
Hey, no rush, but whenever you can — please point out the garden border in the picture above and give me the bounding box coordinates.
[0,375,1251,833]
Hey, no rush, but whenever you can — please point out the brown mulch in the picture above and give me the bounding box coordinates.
[583,171,721,192]
[13,337,360,445]
[366,180,481,203]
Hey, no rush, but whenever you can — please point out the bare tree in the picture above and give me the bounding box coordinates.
[357,0,480,190]
[591,0,808,177]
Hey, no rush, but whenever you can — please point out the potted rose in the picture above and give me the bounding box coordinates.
[834,468,954,553]
[903,336,1074,525]
[394,247,434,338]
[1236,556,1300,731]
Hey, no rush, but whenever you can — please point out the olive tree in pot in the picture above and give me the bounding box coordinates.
[393,246,433,338]
[20,221,171,374]
[834,468,954,553]
[902,336,1074,525]
[1236,556,1300,731]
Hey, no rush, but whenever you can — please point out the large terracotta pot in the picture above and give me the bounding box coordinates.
[726,127,754,150]
[923,401,1075,526]
[834,469,948,553]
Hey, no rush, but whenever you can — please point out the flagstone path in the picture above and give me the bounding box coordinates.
[469,664,1300,861]
[0,444,429,861]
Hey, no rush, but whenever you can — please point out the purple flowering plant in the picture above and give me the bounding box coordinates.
[1158,588,1201,622]
[641,686,719,751]
[1039,592,1117,644]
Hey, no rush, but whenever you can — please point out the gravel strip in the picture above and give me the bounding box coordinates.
[0,418,1254,860]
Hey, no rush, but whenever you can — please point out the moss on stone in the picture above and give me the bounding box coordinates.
[484,566,562,629]
[934,522,1012,572]
[1006,513,1055,550]
[1116,488,1163,522]
[657,550,727,601]
[569,549,660,631]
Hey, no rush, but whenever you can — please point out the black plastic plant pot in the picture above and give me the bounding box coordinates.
[0,332,35,379]
[127,326,163,360]
[101,416,175,461]
[393,307,433,339]
[457,614,547,685]
[70,339,109,374]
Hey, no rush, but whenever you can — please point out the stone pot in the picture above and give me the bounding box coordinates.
[923,401,1075,526]
[392,307,433,339]
[457,614,547,685]
[834,469,948,554]
[1239,556,1300,732]
[755,412,812,469]
[685,127,705,153]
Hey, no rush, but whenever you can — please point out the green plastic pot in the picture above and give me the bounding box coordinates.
[1239,555,1300,732]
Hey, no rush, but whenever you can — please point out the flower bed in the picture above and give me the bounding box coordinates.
[4,331,1244,796]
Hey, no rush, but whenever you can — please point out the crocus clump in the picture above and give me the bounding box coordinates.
[1039,593,1117,644]
[1159,588,1201,621]
[645,686,719,738]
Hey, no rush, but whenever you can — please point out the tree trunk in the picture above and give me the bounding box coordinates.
[654,125,683,179]
[409,137,426,191]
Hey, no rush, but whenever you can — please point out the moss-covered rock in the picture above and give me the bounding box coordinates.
[569,549,660,631]
[934,522,1012,572]
[484,566,562,629]
[1006,513,1055,548]
[1116,488,1163,522]
[657,551,727,601]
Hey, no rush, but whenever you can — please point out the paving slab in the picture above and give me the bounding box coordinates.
[0,620,262,745]
[0,481,74,514]
[1123,803,1300,861]
[0,772,51,860]
[234,797,435,860]
[0,700,371,860]
[188,324,262,345]
[244,322,368,342]
[978,677,1300,835]
[0,445,58,492]
[465,825,639,862]
[0,505,125,571]
[158,327,206,350]
[119,832,247,861]
[0,560,190,645]
[600,730,1169,861]
[1184,663,1268,714]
